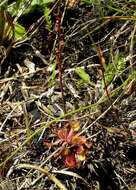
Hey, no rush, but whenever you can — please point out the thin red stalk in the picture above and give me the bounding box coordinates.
[55,4,66,113]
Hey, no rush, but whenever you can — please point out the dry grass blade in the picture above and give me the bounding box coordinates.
[0,10,14,65]
[0,11,14,43]
[53,169,92,189]
[16,163,68,190]
[103,15,136,20]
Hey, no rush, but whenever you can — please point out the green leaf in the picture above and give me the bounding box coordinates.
[43,0,54,4]
[31,0,54,6]
[81,0,96,4]
[14,22,26,40]
[44,6,52,30]
[116,57,126,73]
[48,62,57,87]
[103,63,115,86]
[75,67,90,84]
[102,51,126,87]
[31,0,41,6]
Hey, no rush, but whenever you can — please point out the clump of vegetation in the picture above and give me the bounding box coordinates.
[0,0,136,189]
